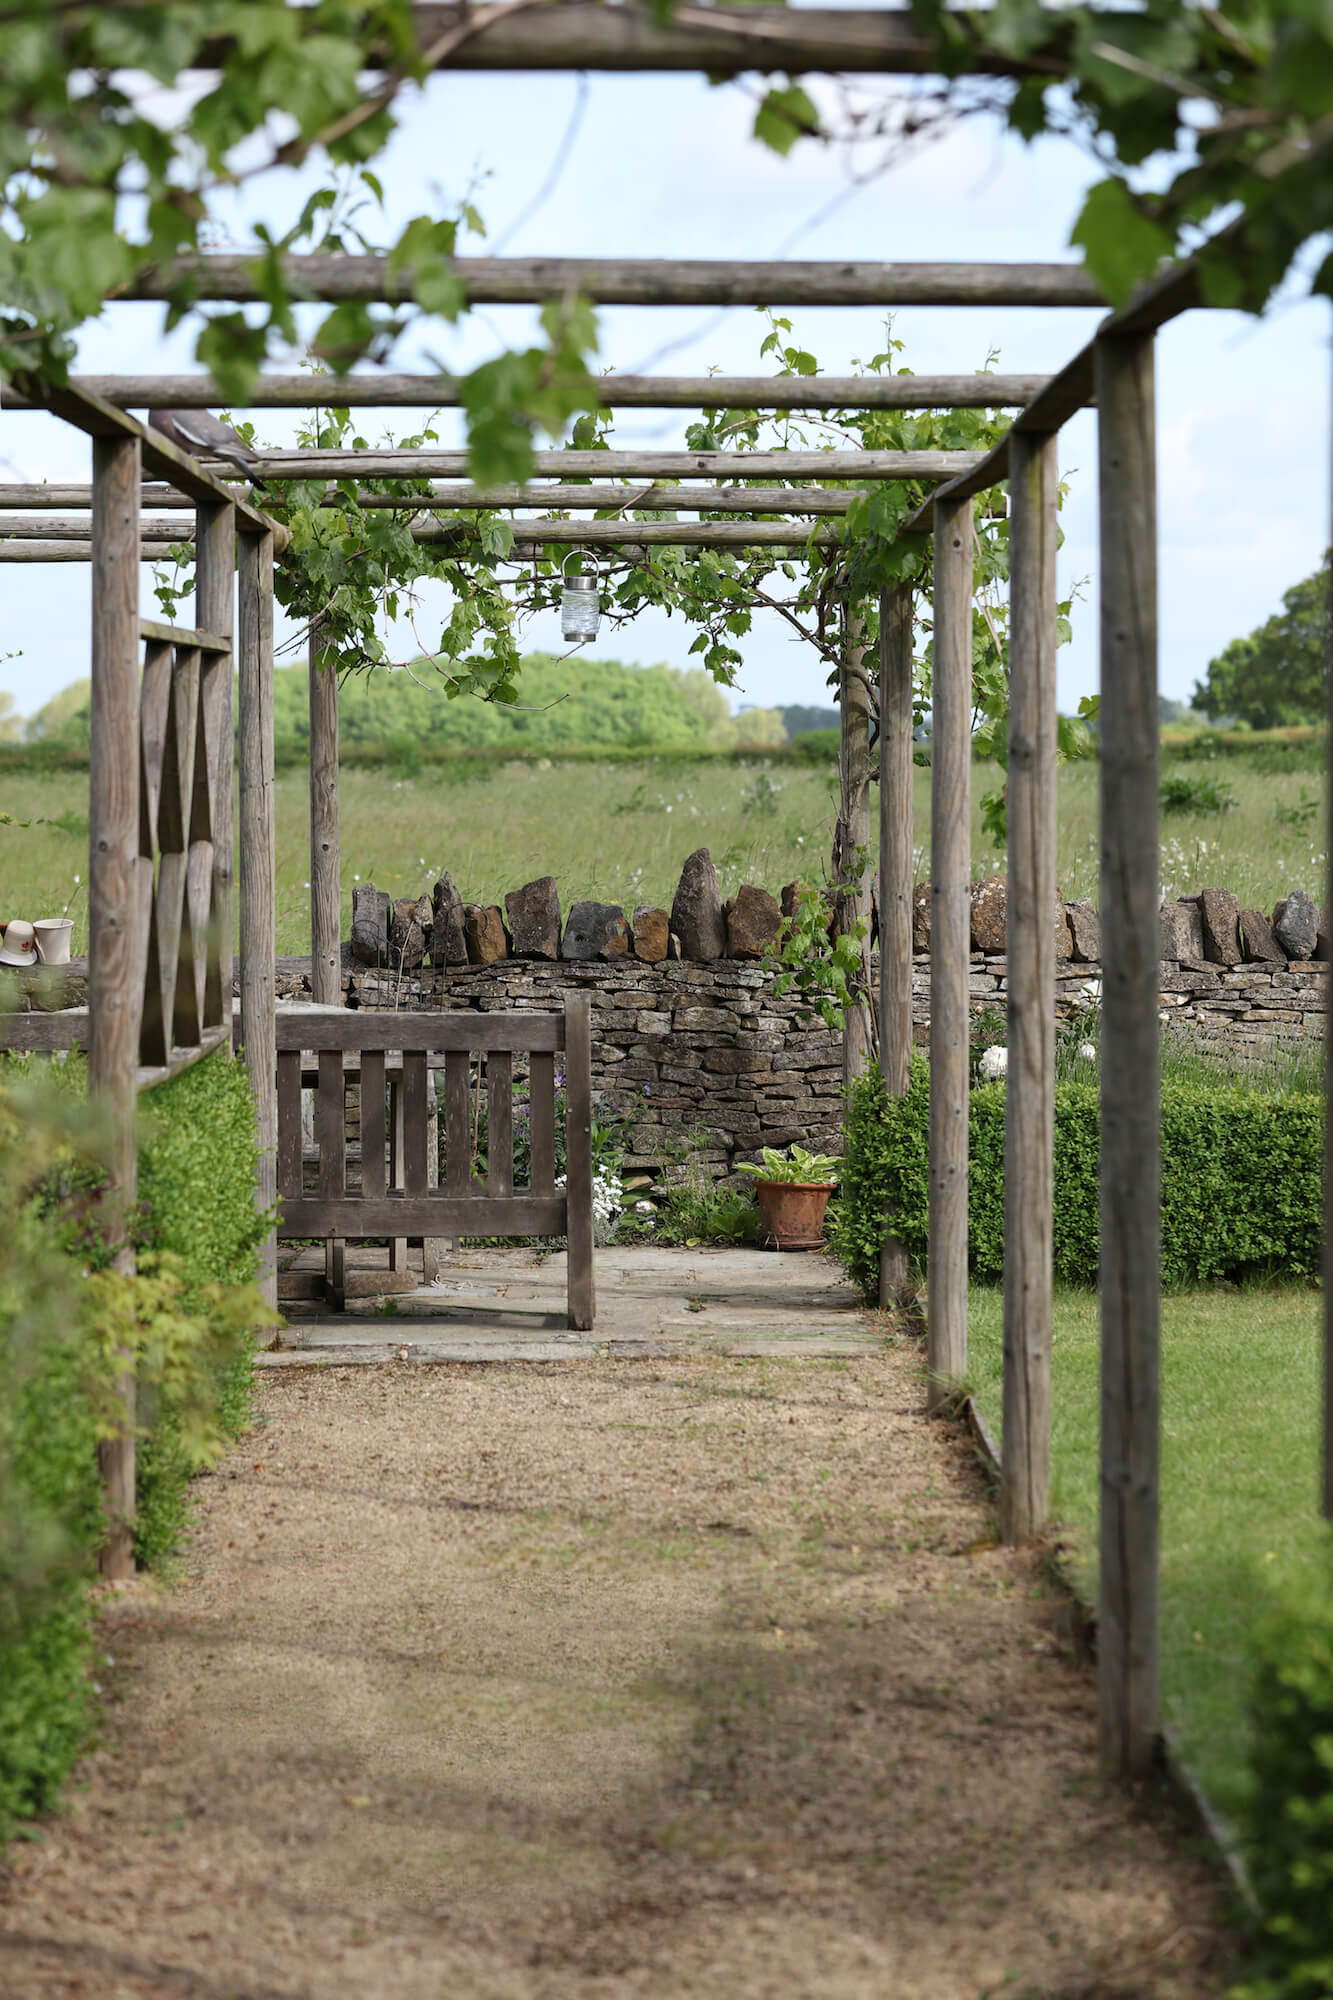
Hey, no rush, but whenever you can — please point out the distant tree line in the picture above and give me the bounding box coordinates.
[1192,554,1329,731]
[16,655,795,755]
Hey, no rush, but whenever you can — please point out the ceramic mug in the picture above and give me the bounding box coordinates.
[33,917,74,966]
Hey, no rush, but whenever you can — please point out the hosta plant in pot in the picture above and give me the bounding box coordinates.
[736,1145,839,1252]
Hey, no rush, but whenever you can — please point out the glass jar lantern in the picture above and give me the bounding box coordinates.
[560,553,601,643]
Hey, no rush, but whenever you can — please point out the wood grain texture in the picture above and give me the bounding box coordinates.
[877,581,915,1307]
[486,1050,514,1198]
[238,531,278,1306]
[839,605,873,1087]
[277,1051,303,1199]
[308,633,341,1006]
[445,1050,472,1195]
[121,253,1105,309]
[274,1010,563,1052]
[195,500,234,1030]
[317,1050,346,1199]
[219,448,982,484]
[564,995,596,1332]
[56,373,1052,415]
[529,1051,556,1196]
[927,495,973,1411]
[278,1194,566,1237]
[402,1050,429,1197]
[360,1049,387,1200]
[90,432,142,1581]
[1096,331,1161,1783]
[1001,432,1059,1547]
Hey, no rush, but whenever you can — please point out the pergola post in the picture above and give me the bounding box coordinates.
[89,433,142,1580]
[878,581,915,1306]
[928,497,973,1410]
[1001,432,1059,1544]
[195,500,235,1025]
[1096,330,1161,1782]
[839,601,874,1085]
[239,531,278,1309]
[309,630,341,1005]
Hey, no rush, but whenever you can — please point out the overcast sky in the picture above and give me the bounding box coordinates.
[1,58,1328,725]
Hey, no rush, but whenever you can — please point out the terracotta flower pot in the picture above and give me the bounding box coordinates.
[753,1179,835,1252]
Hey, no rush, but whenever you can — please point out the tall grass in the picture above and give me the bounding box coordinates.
[1,746,1326,958]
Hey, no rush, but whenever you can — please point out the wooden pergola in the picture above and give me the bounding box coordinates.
[1,6,1328,1794]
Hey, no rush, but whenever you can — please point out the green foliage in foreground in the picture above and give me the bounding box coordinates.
[836,1057,1323,1299]
[1238,1555,1333,1998]
[0,1052,271,1849]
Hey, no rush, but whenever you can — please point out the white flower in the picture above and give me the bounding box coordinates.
[978,1045,1008,1082]
[1078,1042,1097,1062]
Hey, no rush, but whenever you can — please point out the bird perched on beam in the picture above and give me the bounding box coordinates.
[148,408,258,475]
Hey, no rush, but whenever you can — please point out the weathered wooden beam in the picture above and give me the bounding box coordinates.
[1001,430,1059,1548]
[1097,329,1161,1784]
[927,493,972,1414]
[308,632,341,1007]
[222,447,987,482]
[877,580,914,1309]
[838,604,873,1087]
[89,433,142,1581]
[34,371,1056,412]
[115,255,1104,309]
[564,995,596,1333]
[196,500,235,1031]
[239,529,278,1309]
[193,5,1072,79]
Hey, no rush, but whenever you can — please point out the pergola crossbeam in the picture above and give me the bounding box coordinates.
[192,4,1067,79]
[112,255,1105,310]
[13,372,1059,413]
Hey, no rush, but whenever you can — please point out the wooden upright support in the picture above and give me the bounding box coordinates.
[1001,433,1059,1545]
[564,994,596,1332]
[195,499,235,1024]
[839,603,874,1085]
[1326,331,1333,1526]
[878,581,915,1306]
[309,631,341,1004]
[89,434,142,1579]
[1096,331,1161,1781]
[238,531,278,1309]
[928,497,973,1410]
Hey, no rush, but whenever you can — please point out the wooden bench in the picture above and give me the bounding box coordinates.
[274,998,595,1329]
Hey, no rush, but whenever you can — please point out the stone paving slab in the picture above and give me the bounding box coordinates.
[262,1244,880,1364]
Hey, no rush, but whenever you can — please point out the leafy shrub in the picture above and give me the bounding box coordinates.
[1160,772,1237,814]
[1237,1548,1333,1998]
[837,1057,1322,1298]
[134,1053,271,1567]
[0,1051,271,1846]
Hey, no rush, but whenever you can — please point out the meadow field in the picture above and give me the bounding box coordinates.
[1,748,1326,958]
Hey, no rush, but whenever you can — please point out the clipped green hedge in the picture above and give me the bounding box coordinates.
[837,1056,1323,1297]
[0,1048,268,1846]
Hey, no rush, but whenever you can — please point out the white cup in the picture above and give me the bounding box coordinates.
[33,917,74,965]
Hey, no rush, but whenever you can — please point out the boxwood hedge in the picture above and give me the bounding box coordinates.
[837,1055,1322,1298]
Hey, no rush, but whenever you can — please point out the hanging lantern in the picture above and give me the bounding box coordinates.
[560,552,601,643]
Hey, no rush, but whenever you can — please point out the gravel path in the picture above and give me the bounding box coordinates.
[0,1333,1238,1998]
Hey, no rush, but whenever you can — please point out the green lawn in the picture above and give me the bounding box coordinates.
[1,749,1325,959]
[967,1283,1326,1829]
